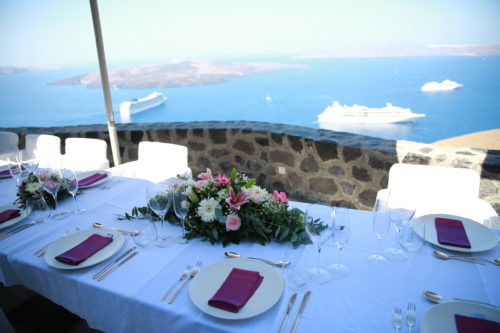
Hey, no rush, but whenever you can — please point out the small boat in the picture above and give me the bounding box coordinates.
[265,94,272,101]
[317,101,425,124]
[119,91,166,123]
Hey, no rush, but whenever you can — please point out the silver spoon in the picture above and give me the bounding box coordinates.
[433,250,499,266]
[422,290,499,309]
[224,251,290,268]
[92,222,138,236]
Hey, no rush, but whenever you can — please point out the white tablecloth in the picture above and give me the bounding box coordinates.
[0,176,499,333]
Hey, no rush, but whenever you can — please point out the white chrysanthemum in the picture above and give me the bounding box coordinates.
[217,190,227,199]
[25,182,42,193]
[197,198,221,222]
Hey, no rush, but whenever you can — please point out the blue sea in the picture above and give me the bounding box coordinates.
[1,56,499,143]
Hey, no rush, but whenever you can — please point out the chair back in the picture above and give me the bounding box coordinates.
[25,134,62,168]
[136,141,190,183]
[63,138,110,171]
[387,163,480,200]
[0,131,18,154]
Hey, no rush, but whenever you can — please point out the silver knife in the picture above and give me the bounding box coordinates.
[97,251,139,281]
[0,223,34,241]
[278,293,297,333]
[92,246,137,279]
[290,291,311,333]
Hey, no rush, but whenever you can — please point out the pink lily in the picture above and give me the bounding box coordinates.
[225,187,249,210]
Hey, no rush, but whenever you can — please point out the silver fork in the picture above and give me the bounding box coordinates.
[393,307,402,333]
[406,303,416,333]
[160,265,191,301]
[168,261,202,304]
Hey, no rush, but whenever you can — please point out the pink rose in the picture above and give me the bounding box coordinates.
[215,174,232,185]
[226,214,241,231]
[272,190,288,205]
[198,168,213,181]
[195,180,209,188]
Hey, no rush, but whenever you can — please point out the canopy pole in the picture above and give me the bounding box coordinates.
[89,0,121,166]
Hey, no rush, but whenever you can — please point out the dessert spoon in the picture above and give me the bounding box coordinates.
[224,251,290,268]
[422,290,499,309]
[433,250,499,265]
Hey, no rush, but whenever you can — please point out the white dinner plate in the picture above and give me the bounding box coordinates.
[420,301,500,333]
[44,228,124,270]
[189,258,284,320]
[76,170,111,189]
[0,205,30,230]
[413,214,499,252]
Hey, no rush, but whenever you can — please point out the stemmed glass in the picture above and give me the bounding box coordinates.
[329,207,350,277]
[7,158,23,186]
[383,189,416,262]
[37,168,67,220]
[147,182,174,247]
[304,203,334,284]
[173,183,188,244]
[368,210,391,266]
[398,218,425,254]
[61,169,85,215]
[26,196,51,223]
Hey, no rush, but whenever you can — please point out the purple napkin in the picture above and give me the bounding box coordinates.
[78,173,108,187]
[208,268,264,313]
[0,209,21,224]
[55,234,113,265]
[455,314,500,333]
[0,169,10,177]
[435,217,471,248]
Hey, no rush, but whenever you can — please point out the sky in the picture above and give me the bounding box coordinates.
[1,0,500,66]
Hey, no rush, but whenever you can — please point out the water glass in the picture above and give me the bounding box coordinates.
[282,244,311,290]
[173,183,188,244]
[398,218,425,253]
[329,207,350,277]
[147,183,173,247]
[132,219,158,248]
[304,203,334,284]
[26,196,51,223]
[37,168,67,220]
[368,210,391,266]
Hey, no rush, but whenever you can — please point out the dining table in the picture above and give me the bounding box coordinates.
[0,174,499,333]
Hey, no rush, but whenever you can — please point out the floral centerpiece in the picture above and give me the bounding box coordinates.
[118,168,324,247]
[15,172,71,209]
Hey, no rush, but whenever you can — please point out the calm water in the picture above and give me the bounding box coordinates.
[1,56,499,143]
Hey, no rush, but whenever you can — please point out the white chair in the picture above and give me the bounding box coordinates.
[376,163,497,223]
[0,131,19,165]
[63,138,110,172]
[24,134,63,169]
[108,141,191,183]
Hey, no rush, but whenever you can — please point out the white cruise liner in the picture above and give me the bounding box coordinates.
[317,101,425,124]
[119,91,166,122]
[421,79,463,92]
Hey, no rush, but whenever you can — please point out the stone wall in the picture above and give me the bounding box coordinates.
[4,121,499,213]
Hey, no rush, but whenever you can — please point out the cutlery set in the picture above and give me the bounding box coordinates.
[92,246,138,281]
[164,261,203,304]
[393,303,416,333]
[278,291,311,333]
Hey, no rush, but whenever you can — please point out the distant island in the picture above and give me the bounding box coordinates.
[0,65,59,75]
[49,59,305,89]
[297,42,500,59]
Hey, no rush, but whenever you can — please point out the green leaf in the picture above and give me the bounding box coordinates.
[212,228,219,240]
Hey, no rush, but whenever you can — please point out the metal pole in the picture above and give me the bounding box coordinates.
[89,0,121,166]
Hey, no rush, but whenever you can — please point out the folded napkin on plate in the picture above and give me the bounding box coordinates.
[0,209,21,224]
[435,217,471,248]
[55,234,113,265]
[78,173,108,187]
[208,268,264,313]
[455,314,500,333]
[0,169,10,177]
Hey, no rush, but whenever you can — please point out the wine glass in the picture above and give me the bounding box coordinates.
[329,207,350,277]
[7,158,22,186]
[132,219,158,248]
[61,169,85,215]
[304,203,334,284]
[26,196,51,223]
[147,182,174,247]
[398,218,425,253]
[383,189,416,262]
[173,183,188,244]
[368,210,391,266]
[37,168,67,220]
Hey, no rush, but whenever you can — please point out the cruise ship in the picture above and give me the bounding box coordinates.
[317,101,425,124]
[119,91,166,123]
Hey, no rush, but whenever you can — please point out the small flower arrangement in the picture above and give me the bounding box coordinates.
[118,168,324,247]
[15,172,71,209]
